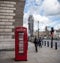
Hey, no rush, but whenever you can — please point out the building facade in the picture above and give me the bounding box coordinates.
[0,0,25,49]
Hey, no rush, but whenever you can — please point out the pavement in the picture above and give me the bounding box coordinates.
[0,42,60,63]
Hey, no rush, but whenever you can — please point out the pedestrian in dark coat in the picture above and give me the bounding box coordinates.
[38,37,42,47]
[34,37,38,52]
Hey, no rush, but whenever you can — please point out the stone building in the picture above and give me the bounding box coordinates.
[0,0,25,50]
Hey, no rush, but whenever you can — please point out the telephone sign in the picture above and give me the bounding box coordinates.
[15,27,28,61]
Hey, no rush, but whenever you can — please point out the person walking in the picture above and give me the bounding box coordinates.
[38,37,42,47]
[34,37,38,52]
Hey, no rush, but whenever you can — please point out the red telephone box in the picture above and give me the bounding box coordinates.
[15,27,28,61]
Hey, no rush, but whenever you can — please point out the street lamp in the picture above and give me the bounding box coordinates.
[38,21,39,38]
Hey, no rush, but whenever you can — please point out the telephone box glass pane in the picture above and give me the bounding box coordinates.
[19,32,24,54]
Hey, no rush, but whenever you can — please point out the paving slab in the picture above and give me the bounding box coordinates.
[0,42,60,63]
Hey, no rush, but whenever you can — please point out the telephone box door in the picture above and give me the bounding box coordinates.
[15,27,28,61]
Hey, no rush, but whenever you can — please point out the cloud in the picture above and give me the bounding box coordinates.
[23,12,29,27]
[35,0,42,5]
[42,0,60,16]
[24,0,60,31]
[25,0,60,16]
[23,12,60,31]
[55,24,60,30]
[57,0,60,3]
[33,14,52,31]
[24,0,43,14]
[23,13,51,31]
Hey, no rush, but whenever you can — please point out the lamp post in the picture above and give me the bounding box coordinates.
[38,21,39,38]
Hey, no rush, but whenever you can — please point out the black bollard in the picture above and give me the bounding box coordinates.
[51,42,53,48]
[55,42,57,50]
[51,37,53,48]
[47,41,49,47]
[45,41,46,46]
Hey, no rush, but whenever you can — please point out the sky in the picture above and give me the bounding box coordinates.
[23,0,60,31]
